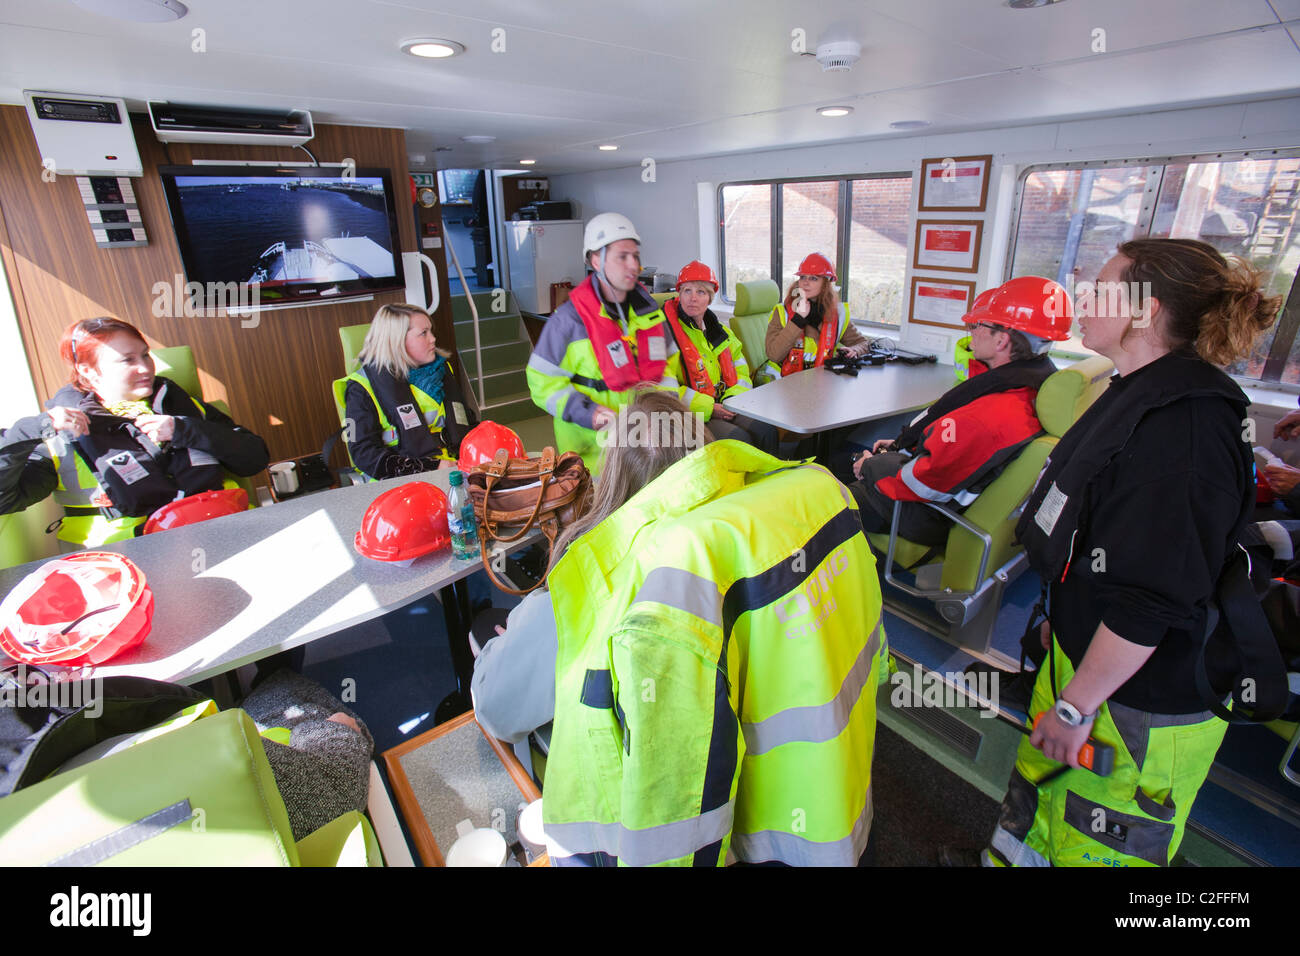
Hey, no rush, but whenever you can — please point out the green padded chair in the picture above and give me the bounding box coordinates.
[338,323,369,376]
[731,280,781,381]
[868,355,1114,651]
[150,344,258,505]
[651,291,673,306]
[0,708,382,866]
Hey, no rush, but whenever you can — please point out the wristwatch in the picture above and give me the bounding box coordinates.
[1053,698,1096,727]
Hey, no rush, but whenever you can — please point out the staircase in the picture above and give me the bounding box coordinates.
[450,291,538,425]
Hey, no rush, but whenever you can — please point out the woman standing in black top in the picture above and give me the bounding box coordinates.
[981,239,1282,868]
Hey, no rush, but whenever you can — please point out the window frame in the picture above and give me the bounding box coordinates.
[717,170,915,331]
[1007,148,1300,393]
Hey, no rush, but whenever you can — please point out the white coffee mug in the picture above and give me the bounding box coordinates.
[516,799,545,863]
[446,819,507,867]
[269,461,299,496]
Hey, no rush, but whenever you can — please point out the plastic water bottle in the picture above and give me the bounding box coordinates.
[446,470,479,560]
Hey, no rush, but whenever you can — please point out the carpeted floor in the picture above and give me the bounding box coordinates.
[871,723,1000,866]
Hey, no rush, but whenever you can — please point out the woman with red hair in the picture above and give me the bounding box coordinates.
[0,316,268,547]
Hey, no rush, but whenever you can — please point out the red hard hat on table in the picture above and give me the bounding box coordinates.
[457,421,526,472]
[354,481,451,561]
[796,253,836,280]
[0,551,154,666]
[144,488,248,535]
[963,276,1073,341]
[675,261,719,292]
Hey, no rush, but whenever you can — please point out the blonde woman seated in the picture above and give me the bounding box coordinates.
[335,304,477,480]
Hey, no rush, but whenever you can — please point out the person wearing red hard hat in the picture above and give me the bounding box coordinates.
[845,276,1072,548]
[0,317,268,548]
[659,261,779,454]
[762,252,871,379]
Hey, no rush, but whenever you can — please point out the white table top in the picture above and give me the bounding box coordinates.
[0,473,536,686]
[722,362,956,434]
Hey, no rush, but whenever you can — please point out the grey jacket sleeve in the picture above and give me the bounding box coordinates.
[470,588,557,744]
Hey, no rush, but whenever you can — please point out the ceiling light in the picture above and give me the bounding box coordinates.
[890,120,931,130]
[71,0,188,21]
[818,106,853,118]
[401,38,465,58]
[1008,0,1064,7]
[598,144,619,151]
[519,159,537,165]
[460,135,495,144]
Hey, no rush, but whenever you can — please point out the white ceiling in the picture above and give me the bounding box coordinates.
[1,0,1298,175]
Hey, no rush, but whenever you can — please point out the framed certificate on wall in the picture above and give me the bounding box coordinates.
[918,155,992,212]
[909,276,977,330]
[913,219,983,273]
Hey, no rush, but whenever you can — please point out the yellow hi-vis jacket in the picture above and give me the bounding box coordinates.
[543,440,884,866]
[525,279,710,472]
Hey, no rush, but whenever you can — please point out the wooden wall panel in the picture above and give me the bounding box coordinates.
[0,106,456,470]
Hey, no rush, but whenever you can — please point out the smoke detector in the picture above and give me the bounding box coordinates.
[816,40,861,72]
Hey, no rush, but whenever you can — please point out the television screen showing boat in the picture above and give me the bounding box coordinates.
[158,166,405,307]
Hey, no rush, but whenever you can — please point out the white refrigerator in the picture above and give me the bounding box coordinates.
[506,220,585,313]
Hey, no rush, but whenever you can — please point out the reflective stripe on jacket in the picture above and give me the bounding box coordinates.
[543,440,883,866]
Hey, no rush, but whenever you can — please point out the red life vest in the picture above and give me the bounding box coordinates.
[569,276,669,391]
[662,297,738,400]
[779,299,839,376]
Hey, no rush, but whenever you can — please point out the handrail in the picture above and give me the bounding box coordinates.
[443,236,487,410]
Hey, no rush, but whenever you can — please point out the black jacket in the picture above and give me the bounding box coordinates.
[0,378,268,518]
[343,362,475,480]
[1020,353,1253,713]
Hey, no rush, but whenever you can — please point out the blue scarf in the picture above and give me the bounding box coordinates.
[408,355,448,405]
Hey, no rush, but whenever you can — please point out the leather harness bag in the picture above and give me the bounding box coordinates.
[467,447,592,595]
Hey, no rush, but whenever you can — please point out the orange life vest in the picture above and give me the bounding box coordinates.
[569,276,669,391]
[780,299,840,376]
[662,297,738,400]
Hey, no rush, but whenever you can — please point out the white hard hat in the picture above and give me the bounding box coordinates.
[583,213,640,261]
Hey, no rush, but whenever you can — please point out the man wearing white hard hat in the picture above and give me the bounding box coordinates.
[526,213,707,471]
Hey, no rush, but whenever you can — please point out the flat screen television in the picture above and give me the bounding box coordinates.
[158,165,405,308]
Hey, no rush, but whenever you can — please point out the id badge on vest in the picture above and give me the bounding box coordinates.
[106,450,149,485]
[647,335,666,363]
[396,403,422,431]
[606,339,630,369]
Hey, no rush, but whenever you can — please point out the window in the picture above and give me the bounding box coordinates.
[719,173,914,327]
[1010,151,1300,384]
[720,184,770,301]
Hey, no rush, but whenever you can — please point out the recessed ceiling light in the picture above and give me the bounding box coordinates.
[519,159,537,165]
[1008,0,1064,7]
[71,0,188,21]
[598,144,619,151]
[401,38,465,58]
[818,106,853,118]
[889,120,931,130]
[460,135,495,144]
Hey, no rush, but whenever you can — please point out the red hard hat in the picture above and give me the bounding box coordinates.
[675,260,719,292]
[354,481,451,562]
[796,253,836,280]
[144,488,248,535]
[963,276,1073,341]
[0,551,154,666]
[457,421,526,472]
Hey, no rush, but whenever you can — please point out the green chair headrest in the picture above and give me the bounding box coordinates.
[735,280,780,317]
[1036,355,1113,438]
